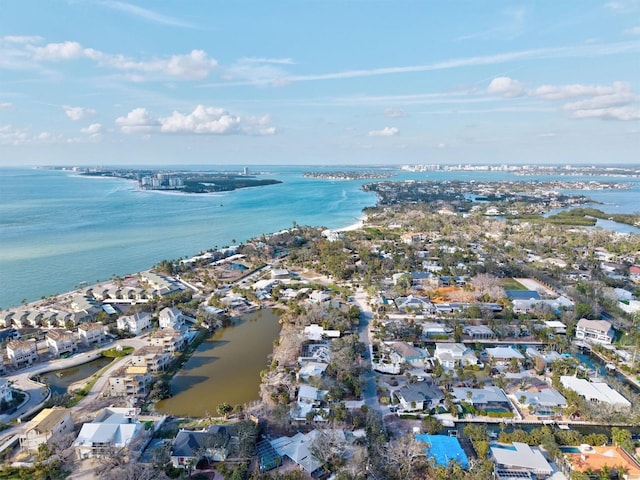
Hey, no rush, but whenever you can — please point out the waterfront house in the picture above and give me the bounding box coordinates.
[147,328,186,355]
[158,307,195,330]
[7,339,38,368]
[140,270,184,297]
[511,388,567,416]
[77,322,106,346]
[291,385,329,421]
[560,376,631,408]
[298,341,331,364]
[129,346,171,374]
[394,382,444,412]
[70,295,101,321]
[0,379,13,404]
[485,346,525,367]
[574,318,615,345]
[0,311,14,328]
[434,343,478,369]
[170,425,232,468]
[303,324,341,341]
[74,407,145,459]
[108,365,152,398]
[26,311,43,327]
[563,445,640,480]
[46,330,78,358]
[116,311,151,336]
[451,386,512,412]
[490,442,553,479]
[297,361,328,382]
[19,407,73,453]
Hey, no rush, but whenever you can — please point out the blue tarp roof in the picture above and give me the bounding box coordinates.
[415,434,469,469]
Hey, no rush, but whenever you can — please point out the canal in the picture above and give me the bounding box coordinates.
[157,308,282,417]
[36,356,114,395]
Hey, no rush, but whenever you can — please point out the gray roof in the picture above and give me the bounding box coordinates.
[452,386,509,405]
[491,442,552,475]
[513,388,567,408]
[397,383,444,404]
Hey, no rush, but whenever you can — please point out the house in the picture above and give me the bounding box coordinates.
[108,366,152,398]
[74,407,145,459]
[147,329,187,355]
[574,318,615,345]
[490,442,553,478]
[140,270,184,297]
[421,322,452,339]
[464,325,495,340]
[0,379,13,404]
[452,386,512,411]
[394,295,435,313]
[171,425,232,468]
[271,268,290,279]
[630,265,640,283]
[78,322,106,346]
[434,343,478,369]
[116,312,151,335]
[19,407,74,453]
[129,347,171,374]
[7,339,38,368]
[394,382,444,411]
[70,295,101,319]
[386,341,428,365]
[298,342,331,364]
[270,430,325,477]
[415,434,469,469]
[159,307,195,330]
[297,362,328,382]
[291,385,329,421]
[303,324,341,341]
[45,330,78,358]
[560,376,631,408]
[485,347,525,366]
[563,445,640,480]
[512,388,566,416]
[307,290,331,304]
[505,290,541,301]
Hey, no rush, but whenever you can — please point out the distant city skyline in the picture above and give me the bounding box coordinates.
[0,1,638,166]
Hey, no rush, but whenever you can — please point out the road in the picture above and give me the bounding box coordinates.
[353,289,382,413]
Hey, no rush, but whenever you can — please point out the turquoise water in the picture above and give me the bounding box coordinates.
[1,166,639,309]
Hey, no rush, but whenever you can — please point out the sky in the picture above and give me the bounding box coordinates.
[0,0,639,166]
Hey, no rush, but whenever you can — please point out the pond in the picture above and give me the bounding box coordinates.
[156,308,282,417]
[36,356,113,395]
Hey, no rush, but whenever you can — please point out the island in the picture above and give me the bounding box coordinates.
[303,170,396,180]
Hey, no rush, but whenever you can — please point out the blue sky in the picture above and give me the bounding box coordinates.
[0,0,638,166]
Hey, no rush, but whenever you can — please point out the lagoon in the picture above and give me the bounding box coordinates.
[156,308,282,417]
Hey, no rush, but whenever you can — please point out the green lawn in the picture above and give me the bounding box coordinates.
[499,278,527,290]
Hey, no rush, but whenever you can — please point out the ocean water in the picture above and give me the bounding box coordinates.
[0,166,638,309]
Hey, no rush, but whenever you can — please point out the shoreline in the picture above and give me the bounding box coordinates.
[334,215,368,232]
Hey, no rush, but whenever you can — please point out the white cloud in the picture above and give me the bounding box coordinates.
[530,81,631,100]
[28,41,87,61]
[115,107,157,134]
[97,1,196,28]
[0,102,13,109]
[160,105,241,134]
[81,123,102,135]
[115,105,276,136]
[1,35,43,44]
[538,132,557,137]
[562,92,636,111]
[384,108,406,118]
[571,106,640,120]
[368,127,399,137]
[487,76,525,97]
[223,57,291,86]
[604,0,640,12]
[0,124,63,145]
[624,26,640,35]
[64,105,96,121]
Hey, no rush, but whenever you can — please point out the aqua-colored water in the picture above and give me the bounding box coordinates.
[1,166,638,308]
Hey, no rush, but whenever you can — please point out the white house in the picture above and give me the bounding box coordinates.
[116,312,152,335]
[574,318,615,345]
[434,343,478,369]
[560,376,631,408]
[78,322,106,346]
[158,307,195,330]
[0,379,13,404]
[7,339,38,368]
[46,330,78,357]
[74,407,145,459]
